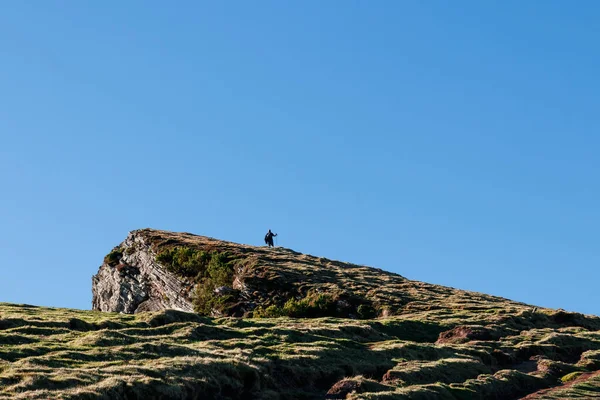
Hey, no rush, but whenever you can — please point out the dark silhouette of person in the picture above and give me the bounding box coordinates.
[264,230,277,247]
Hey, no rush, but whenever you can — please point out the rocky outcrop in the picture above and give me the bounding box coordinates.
[93,228,537,317]
[92,231,193,313]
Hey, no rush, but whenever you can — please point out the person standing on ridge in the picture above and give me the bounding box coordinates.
[264,230,277,247]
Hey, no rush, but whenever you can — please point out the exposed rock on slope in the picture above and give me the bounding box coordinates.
[92,231,193,313]
[3,228,600,399]
[93,229,530,318]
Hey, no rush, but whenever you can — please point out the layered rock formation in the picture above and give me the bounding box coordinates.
[92,228,530,318]
[92,231,193,313]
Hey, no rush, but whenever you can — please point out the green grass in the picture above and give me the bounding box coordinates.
[154,247,240,315]
[2,302,600,399]
[561,371,583,383]
[103,248,123,267]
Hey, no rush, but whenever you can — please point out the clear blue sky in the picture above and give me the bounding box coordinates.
[1,2,599,315]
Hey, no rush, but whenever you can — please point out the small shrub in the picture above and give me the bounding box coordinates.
[357,304,377,319]
[156,247,211,277]
[206,253,234,287]
[281,293,337,318]
[189,252,238,315]
[561,371,583,383]
[193,281,217,315]
[124,245,137,255]
[156,247,240,315]
[253,293,337,318]
[104,248,123,267]
[193,281,238,315]
[282,298,308,317]
[254,305,285,318]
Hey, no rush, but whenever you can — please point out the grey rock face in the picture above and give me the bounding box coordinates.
[92,231,194,313]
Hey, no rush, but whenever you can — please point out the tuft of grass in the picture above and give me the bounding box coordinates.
[561,371,584,383]
[103,248,123,267]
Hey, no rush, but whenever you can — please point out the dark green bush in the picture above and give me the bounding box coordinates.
[357,304,377,319]
[156,247,211,277]
[282,297,309,317]
[255,292,336,318]
[254,305,285,318]
[104,248,123,267]
[206,253,234,287]
[188,252,238,315]
[193,281,239,315]
[156,248,244,315]
[254,293,337,318]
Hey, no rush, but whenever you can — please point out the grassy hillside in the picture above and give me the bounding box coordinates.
[7,229,600,399]
[2,301,600,399]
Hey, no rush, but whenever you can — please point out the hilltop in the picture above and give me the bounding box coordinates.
[1,229,600,399]
[92,229,530,319]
